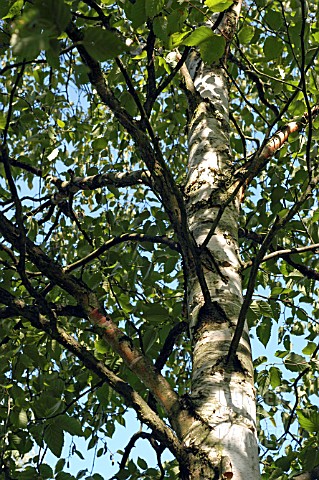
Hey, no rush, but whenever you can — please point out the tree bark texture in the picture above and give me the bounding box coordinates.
[183,59,260,480]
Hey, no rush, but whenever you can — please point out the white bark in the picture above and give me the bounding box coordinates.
[184,62,260,479]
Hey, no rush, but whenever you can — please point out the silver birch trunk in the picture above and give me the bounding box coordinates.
[183,59,261,479]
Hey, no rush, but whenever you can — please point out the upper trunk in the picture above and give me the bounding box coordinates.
[182,59,260,479]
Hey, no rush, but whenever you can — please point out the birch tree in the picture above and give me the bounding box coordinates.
[0,0,319,479]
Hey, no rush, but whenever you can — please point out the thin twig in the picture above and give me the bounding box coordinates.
[65,233,180,273]
[244,243,319,266]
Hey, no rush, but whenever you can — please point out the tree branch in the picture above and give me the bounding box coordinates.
[0,154,43,177]
[0,212,194,439]
[155,321,188,372]
[245,243,319,266]
[240,230,319,281]
[283,255,319,281]
[117,431,164,471]
[278,343,319,452]
[292,465,319,480]
[199,81,318,256]
[227,177,318,364]
[236,104,319,190]
[228,52,279,116]
[65,21,212,308]
[144,47,191,115]
[65,232,180,273]
[115,56,156,141]
[145,22,156,116]
[0,288,186,463]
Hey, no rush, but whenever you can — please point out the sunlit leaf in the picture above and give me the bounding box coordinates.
[205,0,233,12]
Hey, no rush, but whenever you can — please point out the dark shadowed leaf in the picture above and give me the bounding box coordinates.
[83,28,126,60]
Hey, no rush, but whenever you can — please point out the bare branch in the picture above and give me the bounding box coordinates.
[199,89,319,257]
[145,47,191,114]
[118,432,163,470]
[145,23,156,116]
[116,56,156,140]
[284,255,319,282]
[48,169,150,196]
[227,67,269,124]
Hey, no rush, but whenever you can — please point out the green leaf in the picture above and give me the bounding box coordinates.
[205,0,233,12]
[83,27,126,61]
[169,31,191,49]
[137,457,148,469]
[95,338,108,354]
[38,464,54,479]
[275,350,289,359]
[44,420,64,457]
[302,446,319,472]
[142,327,158,353]
[96,383,112,407]
[145,0,166,17]
[259,301,273,317]
[11,0,71,60]
[238,26,255,44]
[124,0,146,28]
[32,393,62,417]
[297,410,319,432]
[264,10,283,30]
[17,467,38,479]
[278,208,290,218]
[302,341,317,355]
[92,137,108,151]
[144,304,169,322]
[18,409,28,428]
[167,8,187,35]
[59,414,84,437]
[269,366,282,389]
[275,456,291,471]
[38,0,71,34]
[271,286,294,296]
[284,353,308,372]
[2,0,23,19]
[263,36,284,61]
[256,318,272,347]
[199,37,226,64]
[55,458,66,474]
[164,256,177,274]
[183,26,215,47]
[182,28,226,64]
[120,91,138,116]
[253,355,268,367]
[56,473,75,480]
